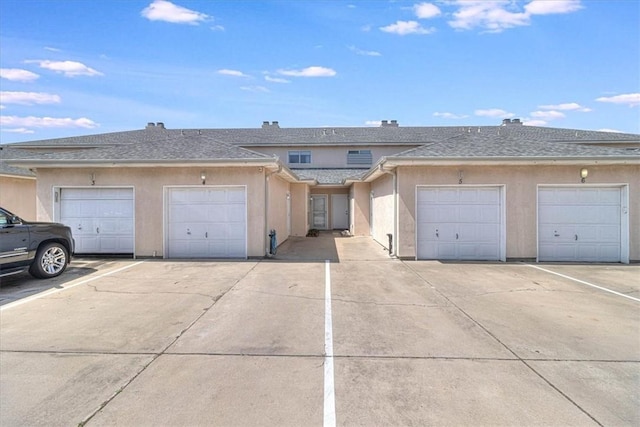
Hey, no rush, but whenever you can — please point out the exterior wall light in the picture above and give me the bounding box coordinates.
[90,173,95,186]
[580,168,588,183]
[201,172,206,185]
[458,170,464,184]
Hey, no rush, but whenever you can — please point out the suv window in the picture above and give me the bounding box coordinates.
[0,209,8,225]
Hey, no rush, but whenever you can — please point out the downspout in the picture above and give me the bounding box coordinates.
[379,164,398,257]
[264,165,281,256]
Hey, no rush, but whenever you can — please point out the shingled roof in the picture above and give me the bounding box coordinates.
[391,132,640,160]
[6,123,639,149]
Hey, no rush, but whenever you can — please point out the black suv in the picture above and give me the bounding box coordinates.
[0,207,74,279]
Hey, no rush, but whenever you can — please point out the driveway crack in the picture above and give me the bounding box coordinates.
[78,261,261,426]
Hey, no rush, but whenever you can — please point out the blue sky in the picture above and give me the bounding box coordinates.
[0,0,638,143]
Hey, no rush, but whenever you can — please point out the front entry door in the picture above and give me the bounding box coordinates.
[311,195,328,229]
[331,194,349,229]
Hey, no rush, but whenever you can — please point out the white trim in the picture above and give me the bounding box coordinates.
[163,185,248,259]
[415,185,506,261]
[53,186,136,257]
[536,184,629,264]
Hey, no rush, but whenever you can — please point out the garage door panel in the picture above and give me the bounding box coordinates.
[538,187,622,262]
[417,187,503,261]
[167,187,247,259]
[60,188,134,254]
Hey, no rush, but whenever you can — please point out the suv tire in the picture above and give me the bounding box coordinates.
[29,242,69,279]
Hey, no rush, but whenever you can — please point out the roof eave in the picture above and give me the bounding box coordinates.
[5,158,278,168]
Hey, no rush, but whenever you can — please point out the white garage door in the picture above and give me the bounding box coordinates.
[167,187,246,258]
[538,187,622,262]
[60,188,134,254]
[417,187,503,261]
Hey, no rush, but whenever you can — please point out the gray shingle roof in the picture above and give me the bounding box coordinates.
[3,134,274,162]
[6,124,638,149]
[292,168,369,184]
[392,133,640,159]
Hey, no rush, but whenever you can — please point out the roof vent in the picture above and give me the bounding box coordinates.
[380,120,399,127]
[501,118,522,126]
[146,122,156,129]
[156,122,165,129]
[261,121,280,129]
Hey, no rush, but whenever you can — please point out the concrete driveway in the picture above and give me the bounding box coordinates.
[1,234,638,426]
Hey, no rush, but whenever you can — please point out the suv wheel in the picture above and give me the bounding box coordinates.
[29,242,69,279]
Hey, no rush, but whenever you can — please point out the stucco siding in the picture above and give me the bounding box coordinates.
[267,174,290,250]
[0,176,36,220]
[371,174,394,250]
[397,165,640,261]
[290,183,309,236]
[350,182,371,236]
[35,167,266,257]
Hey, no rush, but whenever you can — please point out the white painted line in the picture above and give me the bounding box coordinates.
[324,259,336,427]
[1,261,145,311]
[526,264,640,303]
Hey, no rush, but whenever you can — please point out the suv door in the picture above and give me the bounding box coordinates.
[0,208,30,269]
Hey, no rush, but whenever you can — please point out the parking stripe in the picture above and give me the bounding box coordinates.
[526,264,640,303]
[324,260,336,427]
[0,261,145,311]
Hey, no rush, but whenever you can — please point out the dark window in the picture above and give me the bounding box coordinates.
[288,150,311,164]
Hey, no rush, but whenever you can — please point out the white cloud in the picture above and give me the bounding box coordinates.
[414,2,441,19]
[597,128,623,133]
[474,108,514,118]
[277,66,336,77]
[0,91,61,105]
[525,0,583,15]
[240,86,270,93]
[1,127,35,134]
[530,110,566,120]
[44,46,62,52]
[538,102,591,112]
[0,115,98,129]
[0,68,39,82]
[265,76,290,83]
[218,69,250,78]
[380,20,435,35]
[596,93,640,107]
[449,1,529,33]
[29,60,103,77]
[348,46,382,56]
[141,0,208,25]
[524,119,547,126]
[365,120,381,126]
[210,25,225,31]
[433,112,468,119]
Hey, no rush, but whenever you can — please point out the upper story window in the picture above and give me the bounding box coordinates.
[347,149,372,165]
[288,150,311,164]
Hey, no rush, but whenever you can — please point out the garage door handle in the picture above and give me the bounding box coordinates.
[554,231,560,237]
[456,233,459,240]
[435,229,439,238]
[187,229,191,235]
[78,224,82,230]
[575,234,578,241]
[205,232,208,238]
[96,227,99,234]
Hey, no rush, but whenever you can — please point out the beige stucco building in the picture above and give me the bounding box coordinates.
[2,120,639,263]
